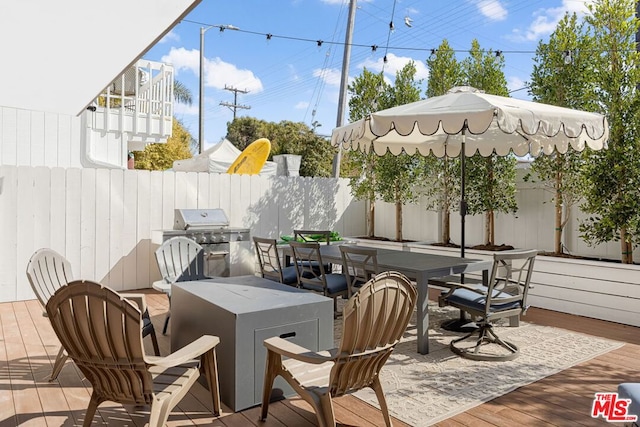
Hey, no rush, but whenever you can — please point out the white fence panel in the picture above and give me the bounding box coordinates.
[0,166,364,303]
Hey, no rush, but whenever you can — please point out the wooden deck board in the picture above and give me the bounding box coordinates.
[2,290,639,427]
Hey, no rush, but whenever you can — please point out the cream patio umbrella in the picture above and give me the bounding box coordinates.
[331,86,609,256]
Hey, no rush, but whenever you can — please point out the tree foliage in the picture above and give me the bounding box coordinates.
[345,63,426,241]
[424,39,463,244]
[345,69,389,237]
[461,39,517,246]
[528,13,596,254]
[133,118,194,170]
[579,0,640,263]
[375,62,425,241]
[226,117,335,177]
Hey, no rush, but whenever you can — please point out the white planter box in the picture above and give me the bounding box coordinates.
[350,240,640,328]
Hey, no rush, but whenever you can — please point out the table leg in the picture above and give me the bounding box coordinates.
[416,276,429,355]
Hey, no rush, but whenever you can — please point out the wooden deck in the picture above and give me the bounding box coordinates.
[1,290,639,427]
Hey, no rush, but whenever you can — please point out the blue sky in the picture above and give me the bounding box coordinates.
[144,0,592,150]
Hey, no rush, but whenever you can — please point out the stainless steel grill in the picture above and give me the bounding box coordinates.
[161,208,250,277]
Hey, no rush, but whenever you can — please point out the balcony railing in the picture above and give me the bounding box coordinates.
[94,59,174,150]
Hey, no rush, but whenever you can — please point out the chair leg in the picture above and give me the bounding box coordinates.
[202,348,221,416]
[50,345,68,382]
[260,350,281,421]
[149,328,161,356]
[318,393,336,427]
[162,312,170,335]
[371,377,393,427]
[450,323,519,361]
[149,397,173,427]
[83,391,102,427]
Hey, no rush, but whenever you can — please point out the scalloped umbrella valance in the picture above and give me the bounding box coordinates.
[331,86,609,256]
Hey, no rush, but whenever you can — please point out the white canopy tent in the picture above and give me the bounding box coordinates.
[173,139,277,175]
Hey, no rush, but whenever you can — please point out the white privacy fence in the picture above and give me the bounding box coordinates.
[0,166,364,303]
[0,165,636,304]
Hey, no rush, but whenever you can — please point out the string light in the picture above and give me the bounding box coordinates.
[564,50,573,65]
[182,19,584,59]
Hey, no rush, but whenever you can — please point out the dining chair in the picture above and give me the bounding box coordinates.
[26,248,160,381]
[289,241,348,316]
[293,229,333,273]
[46,279,221,426]
[253,236,298,286]
[260,271,417,427]
[154,236,208,335]
[340,245,379,297]
[438,249,537,361]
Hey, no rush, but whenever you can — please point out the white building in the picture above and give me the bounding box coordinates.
[0,0,201,169]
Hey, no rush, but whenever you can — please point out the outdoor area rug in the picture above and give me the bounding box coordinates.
[333,301,624,427]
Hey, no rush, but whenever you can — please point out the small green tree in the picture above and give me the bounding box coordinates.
[528,12,596,254]
[579,0,640,263]
[425,39,464,245]
[461,40,517,246]
[346,69,390,237]
[375,61,425,241]
[134,118,194,170]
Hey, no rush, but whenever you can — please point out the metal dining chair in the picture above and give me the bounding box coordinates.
[253,236,299,286]
[340,245,379,297]
[289,241,348,316]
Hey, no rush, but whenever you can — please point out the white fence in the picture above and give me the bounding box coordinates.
[0,166,364,303]
[2,164,637,308]
[373,169,639,262]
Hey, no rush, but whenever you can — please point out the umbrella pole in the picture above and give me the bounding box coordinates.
[441,126,477,333]
[460,127,466,259]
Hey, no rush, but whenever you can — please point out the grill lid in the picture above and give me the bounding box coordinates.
[174,208,229,230]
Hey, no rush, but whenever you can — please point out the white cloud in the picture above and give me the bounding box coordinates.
[161,47,199,73]
[510,0,593,42]
[473,0,508,21]
[159,30,180,44]
[358,53,429,81]
[205,58,263,93]
[161,47,263,93]
[295,101,309,109]
[313,68,342,87]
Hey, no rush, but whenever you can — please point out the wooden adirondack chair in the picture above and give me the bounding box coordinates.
[260,271,417,427]
[26,248,160,381]
[46,279,221,427]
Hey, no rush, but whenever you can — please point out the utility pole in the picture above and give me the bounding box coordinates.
[332,0,357,177]
[220,85,250,120]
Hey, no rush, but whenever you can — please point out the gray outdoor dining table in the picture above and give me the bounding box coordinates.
[282,243,493,354]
